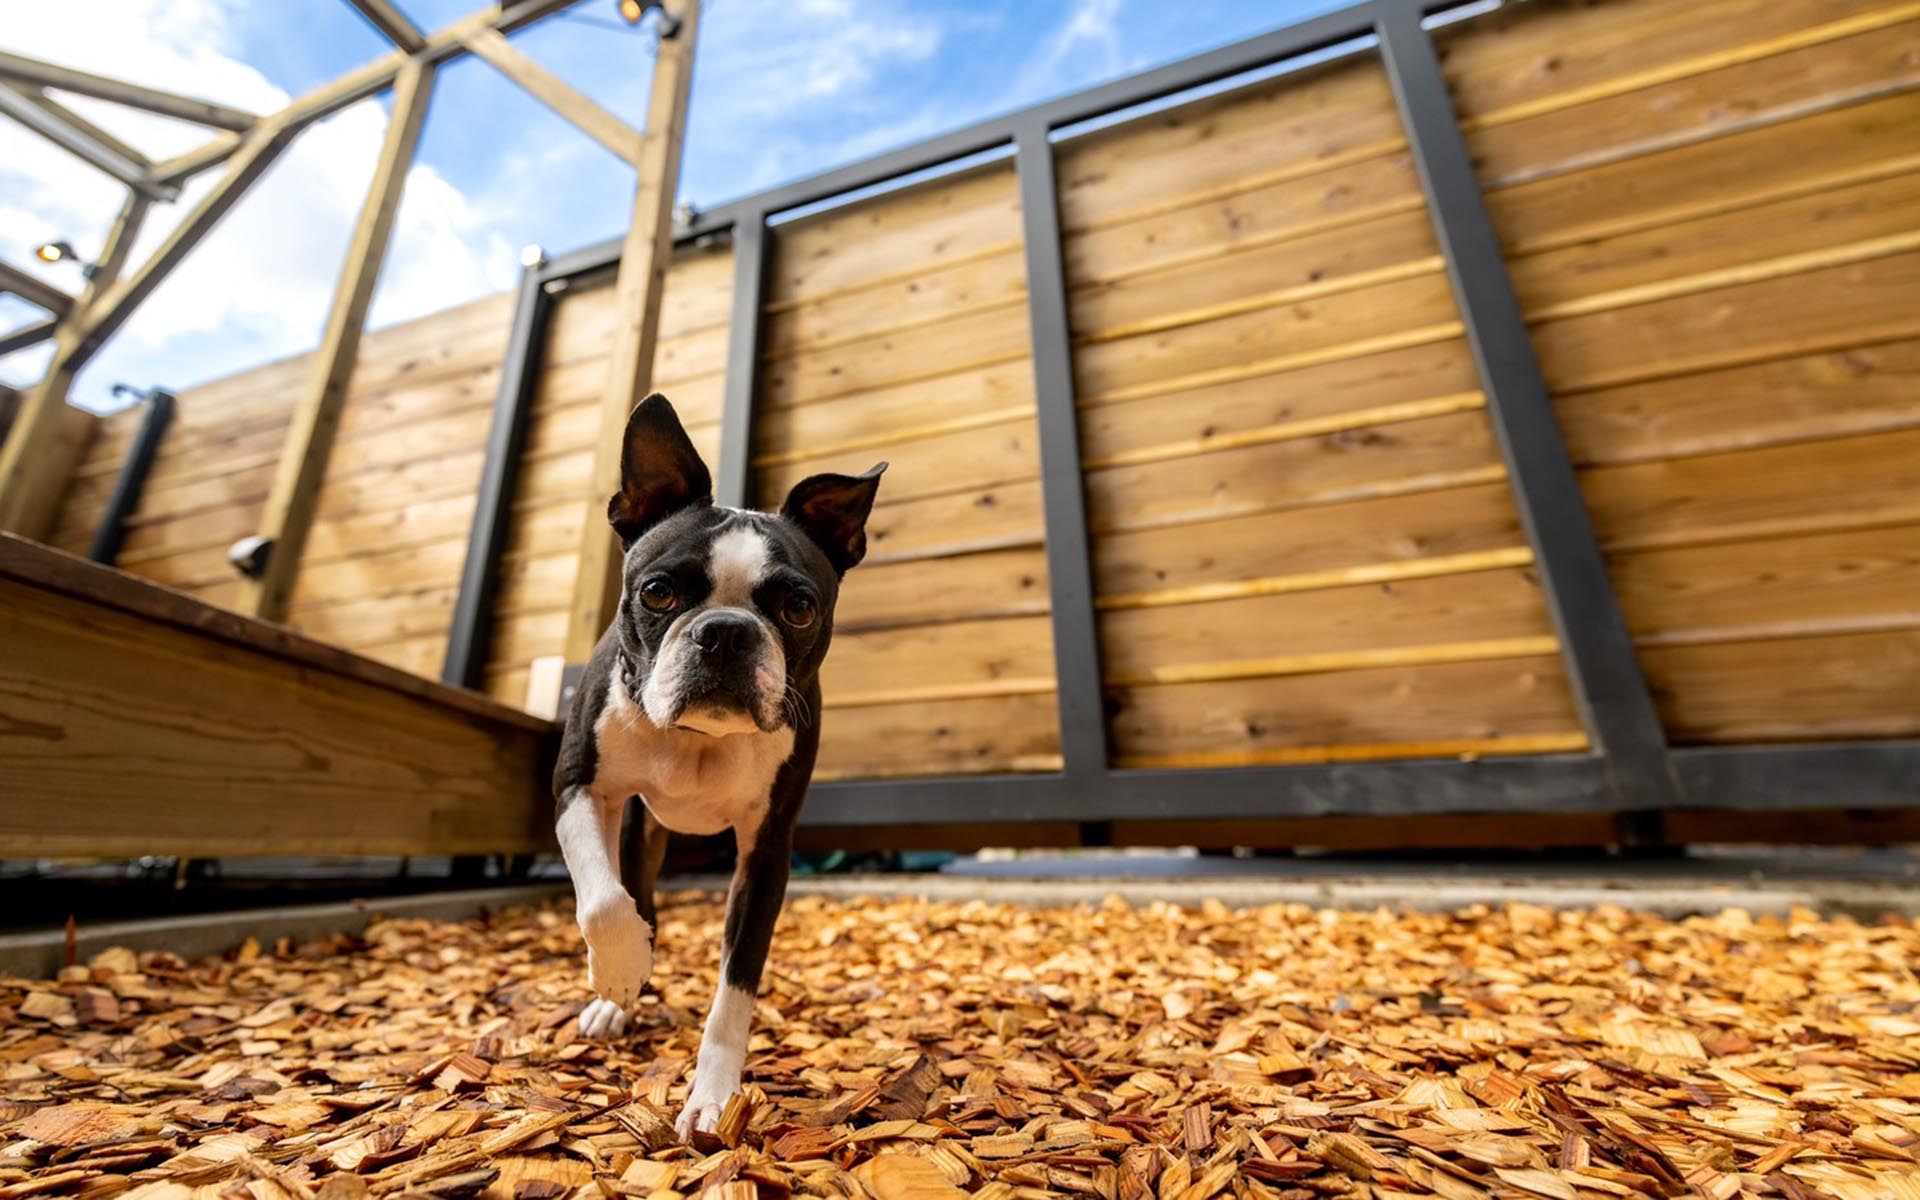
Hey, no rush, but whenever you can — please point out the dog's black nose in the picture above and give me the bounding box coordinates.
[693,612,757,657]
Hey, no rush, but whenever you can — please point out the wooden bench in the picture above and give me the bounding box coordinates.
[0,535,557,858]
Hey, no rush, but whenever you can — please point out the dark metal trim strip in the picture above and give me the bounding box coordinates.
[1014,122,1111,784]
[1375,0,1679,810]
[88,388,174,565]
[442,262,553,688]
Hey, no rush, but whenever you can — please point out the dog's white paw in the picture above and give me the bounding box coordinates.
[577,997,630,1042]
[676,1075,738,1141]
[579,898,653,1006]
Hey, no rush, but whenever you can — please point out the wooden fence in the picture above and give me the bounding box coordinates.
[40,0,1920,831]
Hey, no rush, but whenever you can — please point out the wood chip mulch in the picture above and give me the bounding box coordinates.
[5,893,1920,1200]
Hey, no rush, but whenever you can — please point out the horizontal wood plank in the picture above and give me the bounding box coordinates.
[1559,338,1920,466]
[1092,481,1528,604]
[1583,426,1920,552]
[1612,523,1920,647]
[1099,567,1557,685]
[1642,627,1920,744]
[1106,655,1586,763]
[1086,409,1505,535]
[814,692,1062,781]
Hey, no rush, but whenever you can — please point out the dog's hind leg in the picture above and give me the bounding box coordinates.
[622,799,670,929]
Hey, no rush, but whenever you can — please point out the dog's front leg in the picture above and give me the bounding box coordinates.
[678,817,792,1139]
[557,786,653,1040]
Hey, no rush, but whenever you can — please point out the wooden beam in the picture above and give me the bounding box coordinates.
[0,48,256,133]
[0,260,75,319]
[0,316,57,358]
[0,192,149,540]
[151,132,243,186]
[564,0,701,663]
[155,0,583,185]
[0,84,174,200]
[462,27,642,165]
[68,123,298,376]
[343,0,428,52]
[240,59,438,622]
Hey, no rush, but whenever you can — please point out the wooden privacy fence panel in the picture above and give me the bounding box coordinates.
[750,164,1062,780]
[34,0,1919,823]
[1439,0,1920,746]
[478,242,734,707]
[45,294,517,633]
[1057,54,1585,770]
[283,293,517,673]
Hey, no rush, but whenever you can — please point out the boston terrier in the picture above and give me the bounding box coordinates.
[551,393,884,1140]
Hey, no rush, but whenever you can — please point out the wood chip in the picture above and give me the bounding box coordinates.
[2,894,1917,1200]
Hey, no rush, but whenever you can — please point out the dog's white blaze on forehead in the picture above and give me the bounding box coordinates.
[707,521,771,606]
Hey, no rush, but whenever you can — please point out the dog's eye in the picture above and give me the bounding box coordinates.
[781,592,817,629]
[638,578,678,614]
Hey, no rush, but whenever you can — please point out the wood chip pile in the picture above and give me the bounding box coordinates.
[5,894,1920,1200]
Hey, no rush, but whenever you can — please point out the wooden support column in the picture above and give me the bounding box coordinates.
[0,192,149,541]
[563,0,701,664]
[240,59,437,622]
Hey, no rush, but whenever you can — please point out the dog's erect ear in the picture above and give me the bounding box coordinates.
[608,394,713,544]
[781,462,887,575]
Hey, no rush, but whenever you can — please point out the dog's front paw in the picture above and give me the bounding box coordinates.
[676,1075,738,1141]
[577,997,630,1041]
[578,898,653,1006]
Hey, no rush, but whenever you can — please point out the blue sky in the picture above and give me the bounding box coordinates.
[1,0,1340,410]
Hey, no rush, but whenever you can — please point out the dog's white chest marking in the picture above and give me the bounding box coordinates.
[592,676,792,837]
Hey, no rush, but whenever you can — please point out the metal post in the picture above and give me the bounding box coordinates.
[715,214,766,510]
[88,388,175,566]
[443,262,554,688]
[1374,0,1679,813]
[1014,121,1111,787]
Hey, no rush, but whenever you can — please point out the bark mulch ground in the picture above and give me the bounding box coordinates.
[4,893,1919,1200]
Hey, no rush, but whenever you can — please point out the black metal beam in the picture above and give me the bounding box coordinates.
[799,741,1920,828]
[89,389,174,565]
[801,754,1613,826]
[1015,122,1111,786]
[443,262,553,688]
[1375,1,1680,811]
[1671,742,1920,810]
[714,212,767,509]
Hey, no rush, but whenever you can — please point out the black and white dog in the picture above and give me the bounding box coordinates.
[552,393,883,1138]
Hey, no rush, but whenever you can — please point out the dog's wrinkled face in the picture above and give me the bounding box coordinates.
[606,394,883,737]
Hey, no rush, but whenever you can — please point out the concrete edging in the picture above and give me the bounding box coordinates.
[6,869,1915,979]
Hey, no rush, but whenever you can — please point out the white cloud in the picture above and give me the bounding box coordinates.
[0,0,515,408]
[1015,0,1128,101]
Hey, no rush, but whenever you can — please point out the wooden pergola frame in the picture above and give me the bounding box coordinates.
[0,0,698,627]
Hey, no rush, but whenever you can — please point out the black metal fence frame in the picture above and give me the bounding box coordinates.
[447,0,1920,829]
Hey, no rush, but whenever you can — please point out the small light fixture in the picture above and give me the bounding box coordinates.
[34,239,99,280]
[519,243,546,269]
[615,0,680,37]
